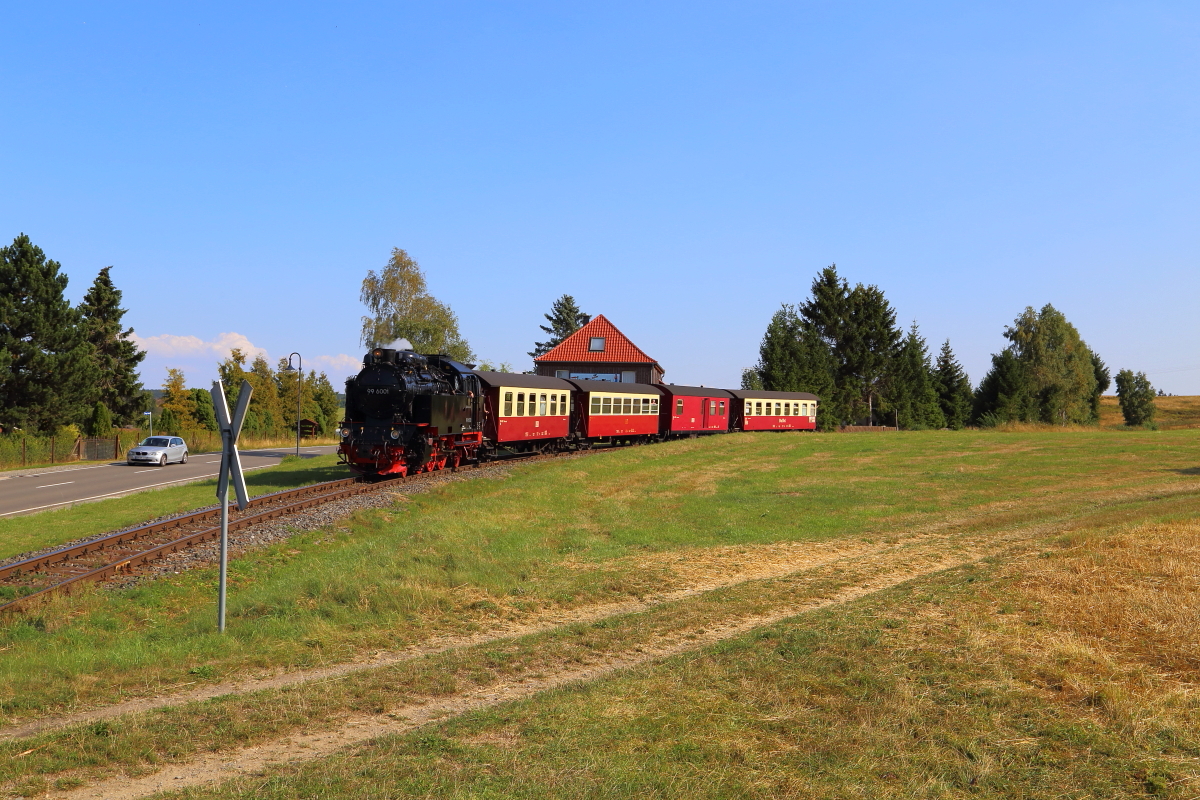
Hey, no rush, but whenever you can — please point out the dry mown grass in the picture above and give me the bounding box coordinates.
[1099,394,1200,429]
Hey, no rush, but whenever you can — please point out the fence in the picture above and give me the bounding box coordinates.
[0,429,339,470]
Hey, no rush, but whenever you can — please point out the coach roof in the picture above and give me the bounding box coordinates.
[657,385,735,398]
[473,372,575,390]
[727,389,820,400]
[566,379,664,395]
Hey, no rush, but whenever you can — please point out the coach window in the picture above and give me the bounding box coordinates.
[516,393,525,416]
[602,396,612,414]
[504,392,513,417]
[719,401,726,415]
[561,394,568,414]
[754,401,762,415]
[550,395,557,416]
[538,394,545,415]
[675,399,684,415]
[632,398,641,414]
[591,396,601,414]
[623,397,632,414]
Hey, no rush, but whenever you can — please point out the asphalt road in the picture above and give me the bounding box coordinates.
[0,445,341,518]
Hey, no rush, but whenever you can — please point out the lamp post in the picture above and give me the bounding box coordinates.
[283,352,302,457]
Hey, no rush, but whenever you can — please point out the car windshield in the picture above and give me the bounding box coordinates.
[140,438,172,447]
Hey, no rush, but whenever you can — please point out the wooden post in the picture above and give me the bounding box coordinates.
[21,437,26,467]
[51,437,55,464]
[115,434,120,460]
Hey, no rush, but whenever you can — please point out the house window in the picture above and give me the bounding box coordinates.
[555,370,569,379]
[591,396,601,414]
[504,392,513,417]
[621,371,636,383]
[589,337,606,352]
[602,397,612,414]
[517,392,525,416]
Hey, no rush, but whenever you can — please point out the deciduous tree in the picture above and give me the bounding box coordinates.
[161,368,196,425]
[360,248,473,363]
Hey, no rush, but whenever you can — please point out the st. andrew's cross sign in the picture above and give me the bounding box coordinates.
[210,379,253,632]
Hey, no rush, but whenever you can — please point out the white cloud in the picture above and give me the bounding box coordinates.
[130,331,268,361]
[131,331,362,387]
[309,353,363,381]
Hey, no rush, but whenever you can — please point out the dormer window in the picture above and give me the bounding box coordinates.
[588,337,606,352]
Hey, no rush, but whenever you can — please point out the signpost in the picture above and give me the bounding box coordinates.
[210,379,253,633]
[143,410,153,437]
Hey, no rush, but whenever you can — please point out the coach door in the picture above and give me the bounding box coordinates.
[700,397,711,428]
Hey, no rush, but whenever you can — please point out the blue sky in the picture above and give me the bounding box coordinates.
[3,2,1198,394]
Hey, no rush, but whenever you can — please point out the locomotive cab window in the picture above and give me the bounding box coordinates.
[504,392,513,417]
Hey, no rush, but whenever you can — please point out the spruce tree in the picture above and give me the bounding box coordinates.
[1089,352,1111,424]
[0,234,97,432]
[890,323,945,429]
[839,283,902,424]
[78,266,146,425]
[972,349,1033,425]
[529,295,590,359]
[86,401,113,437]
[933,340,973,429]
[752,304,837,429]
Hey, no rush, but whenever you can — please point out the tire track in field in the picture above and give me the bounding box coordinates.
[41,528,1037,800]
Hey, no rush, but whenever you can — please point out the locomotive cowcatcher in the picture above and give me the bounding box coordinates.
[338,342,483,477]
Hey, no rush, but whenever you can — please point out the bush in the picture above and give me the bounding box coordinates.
[1114,369,1156,427]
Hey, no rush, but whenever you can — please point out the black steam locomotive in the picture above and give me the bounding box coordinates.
[338,341,484,476]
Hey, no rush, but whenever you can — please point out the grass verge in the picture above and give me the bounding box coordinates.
[0,454,348,562]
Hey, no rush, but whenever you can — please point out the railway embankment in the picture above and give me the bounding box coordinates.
[1,429,1198,799]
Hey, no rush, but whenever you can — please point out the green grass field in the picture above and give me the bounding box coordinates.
[1,429,1198,798]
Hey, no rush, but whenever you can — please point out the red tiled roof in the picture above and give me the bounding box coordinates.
[534,315,659,365]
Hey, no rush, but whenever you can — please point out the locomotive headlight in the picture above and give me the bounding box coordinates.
[389,429,401,440]
[339,427,350,437]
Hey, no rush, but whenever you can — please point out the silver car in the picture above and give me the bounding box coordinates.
[127,436,189,466]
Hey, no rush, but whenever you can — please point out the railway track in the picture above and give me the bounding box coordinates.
[0,447,602,616]
[0,474,403,615]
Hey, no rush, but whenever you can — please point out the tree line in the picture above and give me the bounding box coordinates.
[1,233,344,440]
[0,234,147,435]
[746,264,1158,430]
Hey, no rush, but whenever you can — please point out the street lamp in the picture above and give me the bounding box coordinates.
[283,352,302,457]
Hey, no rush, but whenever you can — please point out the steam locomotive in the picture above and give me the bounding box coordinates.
[338,341,484,476]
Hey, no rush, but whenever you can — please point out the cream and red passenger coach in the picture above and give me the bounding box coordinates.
[475,372,573,451]
[729,390,819,431]
[566,379,663,442]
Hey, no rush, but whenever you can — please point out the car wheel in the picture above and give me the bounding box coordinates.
[159,454,167,467]
[181,451,188,464]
